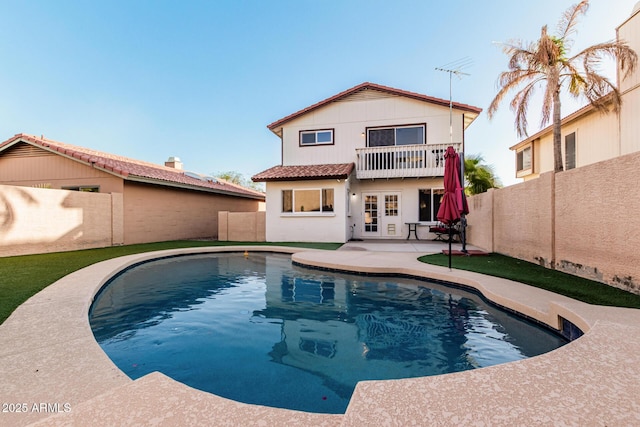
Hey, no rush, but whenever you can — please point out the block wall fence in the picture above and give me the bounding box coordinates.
[466,151,640,295]
[218,211,266,242]
[0,184,262,257]
[0,185,122,257]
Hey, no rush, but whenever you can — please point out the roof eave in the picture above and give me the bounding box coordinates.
[267,82,483,131]
[0,136,26,153]
[253,174,351,182]
[508,104,604,151]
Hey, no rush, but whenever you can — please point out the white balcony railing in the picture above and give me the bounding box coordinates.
[355,143,461,179]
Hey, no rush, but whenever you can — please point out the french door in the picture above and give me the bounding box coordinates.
[362,192,401,238]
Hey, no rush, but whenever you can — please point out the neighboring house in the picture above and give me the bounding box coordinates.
[510,3,640,180]
[0,133,264,244]
[252,82,481,243]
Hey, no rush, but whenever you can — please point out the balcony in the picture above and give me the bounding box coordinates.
[355,143,461,179]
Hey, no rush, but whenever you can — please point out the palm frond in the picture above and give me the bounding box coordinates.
[567,73,587,97]
[509,80,543,137]
[488,69,540,119]
[582,73,620,111]
[540,75,559,129]
[572,40,638,80]
[556,0,589,40]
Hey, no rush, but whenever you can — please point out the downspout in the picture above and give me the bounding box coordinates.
[280,128,284,166]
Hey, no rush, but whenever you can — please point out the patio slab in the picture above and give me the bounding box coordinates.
[338,238,480,253]
[1,245,639,426]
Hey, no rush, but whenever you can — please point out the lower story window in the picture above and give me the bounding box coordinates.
[282,189,334,213]
[62,185,100,192]
[419,188,444,222]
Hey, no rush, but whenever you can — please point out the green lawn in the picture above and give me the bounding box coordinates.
[0,241,341,325]
[3,242,639,326]
[419,253,640,308]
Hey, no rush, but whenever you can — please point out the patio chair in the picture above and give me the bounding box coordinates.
[429,222,460,242]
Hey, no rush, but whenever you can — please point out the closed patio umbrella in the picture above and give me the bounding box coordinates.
[437,146,468,269]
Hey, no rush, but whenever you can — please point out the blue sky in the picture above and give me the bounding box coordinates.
[0,0,636,186]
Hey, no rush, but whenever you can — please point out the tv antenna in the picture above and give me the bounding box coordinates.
[436,57,472,254]
[436,57,472,145]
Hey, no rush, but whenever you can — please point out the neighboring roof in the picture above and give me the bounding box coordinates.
[0,134,265,200]
[252,163,355,182]
[267,82,483,135]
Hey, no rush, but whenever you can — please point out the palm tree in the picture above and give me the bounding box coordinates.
[464,154,502,195]
[488,0,637,172]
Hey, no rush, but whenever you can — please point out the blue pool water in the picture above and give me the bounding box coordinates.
[90,252,567,414]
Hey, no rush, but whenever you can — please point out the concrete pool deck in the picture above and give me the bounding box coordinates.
[1,245,639,426]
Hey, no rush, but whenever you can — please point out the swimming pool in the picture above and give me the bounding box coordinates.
[90,252,567,414]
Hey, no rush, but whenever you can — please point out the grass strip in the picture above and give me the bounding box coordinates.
[0,241,341,324]
[419,253,640,308]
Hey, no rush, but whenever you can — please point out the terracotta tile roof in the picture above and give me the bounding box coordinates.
[0,134,265,200]
[267,82,483,132]
[252,163,355,182]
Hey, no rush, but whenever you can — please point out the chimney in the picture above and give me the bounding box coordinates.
[165,156,183,170]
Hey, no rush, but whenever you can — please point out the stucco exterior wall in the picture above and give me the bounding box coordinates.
[467,151,640,294]
[620,90,640,155]
[349,177,444,240]
[123,182,260,244]
[0,185,122,257]
[618,7,640,156]
[570,109,619,166]
[535,134,554,178]
[264,179,348,243]
[281,93,464,166]
[618,6,640,94]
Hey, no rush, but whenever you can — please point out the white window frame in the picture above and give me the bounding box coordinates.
[281,188,335,216]
[366,123,426,147]
[299,129,334,146]
[418,188,444,223]
[516,145,533,177]
[565,132,576,170]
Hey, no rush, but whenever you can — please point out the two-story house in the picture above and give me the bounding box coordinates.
[252,82,481,243]
[510,2,640,180]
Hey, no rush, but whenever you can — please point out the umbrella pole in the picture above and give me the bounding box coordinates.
[461,215,467,254]
[448,225,452,269]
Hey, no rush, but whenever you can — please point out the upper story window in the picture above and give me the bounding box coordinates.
[565,132,576,170]
[516,145,532,176]
[367,124,425,147]
[300,129,334,146]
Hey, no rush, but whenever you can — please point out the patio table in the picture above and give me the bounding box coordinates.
[405,222,420,240]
